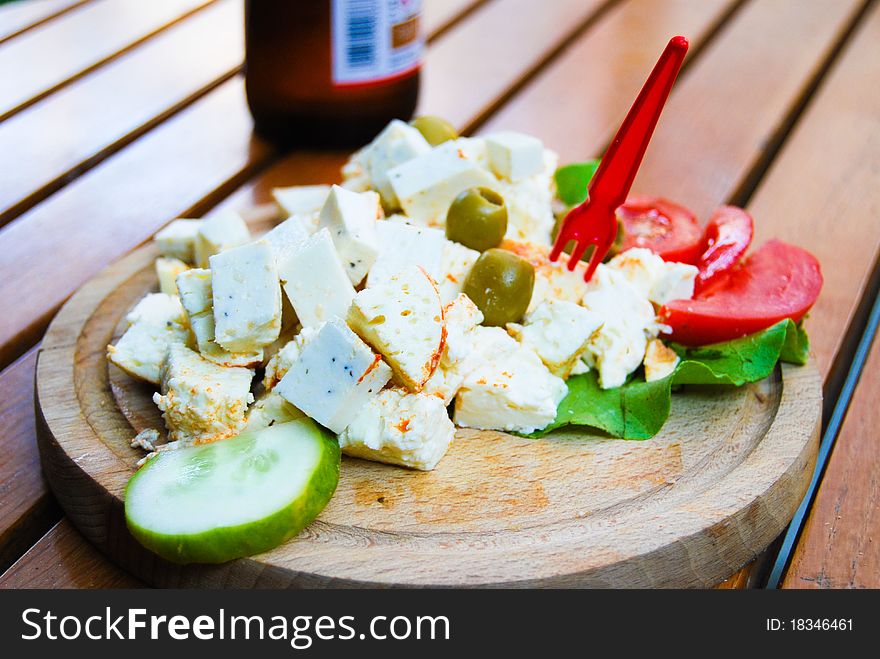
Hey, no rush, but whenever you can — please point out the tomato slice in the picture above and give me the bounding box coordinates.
[617,195,703,264]
[694,206,754,293]
[659,240,822,346]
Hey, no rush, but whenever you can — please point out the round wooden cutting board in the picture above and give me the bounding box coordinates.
[34,214,822,588]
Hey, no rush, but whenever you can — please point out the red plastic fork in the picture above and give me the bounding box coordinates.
[550,36,689,281]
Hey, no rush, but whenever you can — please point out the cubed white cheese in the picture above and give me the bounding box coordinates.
[318,185,380,285]
[348,266,445,391]
[605,247,698,304]
[107,294,192,386]
[277,228,356,328]
[581,265,660,389]
[153,343,254,444]
[507,300,602,378]
[244,390,305,432]
[262,325,318,389]
[342,119,432,209]
[261,216,311,267]
[501,239,589,312]
[423,294,484,404]
[176,269,262,367]
[387,140,499,227]
[210,240,282,353]
[437,240,479,304]
[194,210,251,268]
[155,257,189,296]
[124,293,185,326]
[338,389,454,471]
[273,184,331,219]
[454,327,567,434]
[498,148,558,244]
[644,338,680,382]
[367,221,446,287]
[485,131,545,182]
[276,319,392,433]
[154,219,203,263]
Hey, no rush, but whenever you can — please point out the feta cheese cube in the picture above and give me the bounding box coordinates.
[277,228,356,328]
[262,325,318,389]
[485,131,545,182]
[154,219,203,263]
[318,185,380,285]
[605,248,698,304]
[342,119,432,209]
[644,338,680,382]
[339,389,454,470]
[507,300,603,378]
[501,239,589,312]
[107,294,191,385]
[454,327,567,434]
[367,221,446,287]
[124,293,186,326]
[348,266,444,391]
[210,240,282,352]
[437,240,479,304]
[272,184,331,219]
[153,343,254,444]
[194,210,251,268]
[581,265,659,389]
[387,140,499,227]
[261,216,311,267]
[244,390,304,432]
[155,257,188,296]
[498,148,558,244]
[423,294,484,403]
[276,319,392,433]
[176,269,262,367]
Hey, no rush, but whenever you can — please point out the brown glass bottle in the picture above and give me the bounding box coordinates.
[245,0,422,148]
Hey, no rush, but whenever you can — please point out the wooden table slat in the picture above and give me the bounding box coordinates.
[0,520,144,589]
[0,0,215,122]
[416,0,610,133]
[0,348,61,575]
[0,0,244,227]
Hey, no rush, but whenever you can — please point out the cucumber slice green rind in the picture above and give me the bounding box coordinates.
[125,419,340,565]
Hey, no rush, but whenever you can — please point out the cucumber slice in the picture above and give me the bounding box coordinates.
[125,419,340,564]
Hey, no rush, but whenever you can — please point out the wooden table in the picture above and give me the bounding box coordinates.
[0,0,878,589]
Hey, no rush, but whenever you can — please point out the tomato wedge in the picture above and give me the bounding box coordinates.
[617,195,703,264]
[694,206,754,293]
[659,240,822,346]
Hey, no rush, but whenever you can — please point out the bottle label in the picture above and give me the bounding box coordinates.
[331,0,423,87]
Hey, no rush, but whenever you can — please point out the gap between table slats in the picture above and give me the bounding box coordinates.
[0,0,91,45]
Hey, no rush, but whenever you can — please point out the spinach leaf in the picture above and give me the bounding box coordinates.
[554,160,600,206]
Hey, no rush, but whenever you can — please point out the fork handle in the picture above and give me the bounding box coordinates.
[588,36,688,210]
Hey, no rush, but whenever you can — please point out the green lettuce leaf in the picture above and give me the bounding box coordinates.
[554,160,600,206]
[526,319,808,440]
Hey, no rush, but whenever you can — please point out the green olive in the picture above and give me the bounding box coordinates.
[446,187,508,252]
[463,249,535,327]
[551,212,625,262]
[410,115,458,146]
